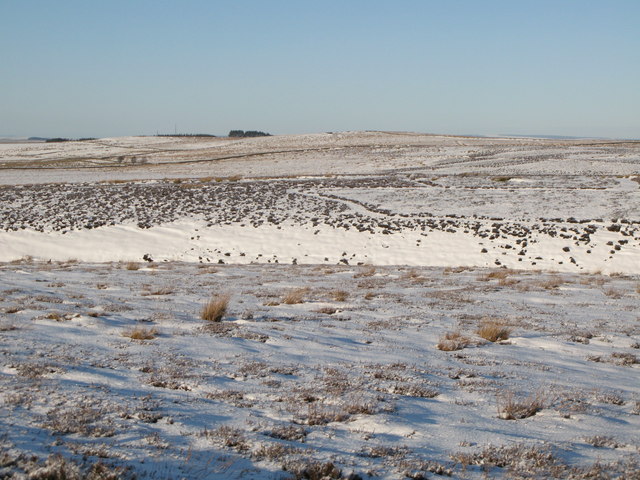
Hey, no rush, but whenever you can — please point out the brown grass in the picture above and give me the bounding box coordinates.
[201,293,230,322]
[142,287,174,296]
[125,261,140,271]
[353,265,376,278]
[477,320,512,342]
[498,277,519,286]
[122,326,159,340]
[497,391,546,419]
[282,287,308,305]
[534,276,565,290]
[603,287,623,299]
[437,331,472,351]
[330,290,348,302]
[479,269,514,281]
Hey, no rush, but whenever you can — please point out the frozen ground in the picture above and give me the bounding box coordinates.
[1,262,639,479]
[0,132,639,478]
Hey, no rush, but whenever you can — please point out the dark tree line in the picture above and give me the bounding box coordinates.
[45,137,96,143]
[228,130,271,138]
[156,134,216,138]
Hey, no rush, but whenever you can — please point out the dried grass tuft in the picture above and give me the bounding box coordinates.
[354,265,376,278]
[497,391,546,419]
[201,293,230,322]
[330,290,348,302]
[477,320,512,342]
[437,331,472,351]
[282,287,308,305]
[122,326,158,340]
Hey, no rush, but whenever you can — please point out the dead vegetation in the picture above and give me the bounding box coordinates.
[497,391,547,419]
[201,425,250,452]
[0,449,132,480]
[121,326,159,340]
[201,293,230,321]
[329,289,349,301]
[476,320,512,342]
[353,265,376,278]
[282,287,309,305]
[437,331,472,351]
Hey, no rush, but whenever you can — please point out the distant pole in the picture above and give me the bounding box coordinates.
[175,124,177,135]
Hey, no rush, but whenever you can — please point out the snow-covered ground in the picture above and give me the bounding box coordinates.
[1,262,639,479]
[0,132,639,478]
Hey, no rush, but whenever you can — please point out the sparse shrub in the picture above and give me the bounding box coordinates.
[125,261,140,271]
[497,391,546,419]
[451,443,559,472]
[477,320,511,342]
[253,443,301,461]
[330,290,348,302]
[43,402,116,437]
[202,425,250,452]
[353,265,376,278]
[596,391,625,405]
[201,293,230,321]
[315,306,337,315]
[142,286,173,296]
[121,326,158,340]
[282,287,308,305]
[609,352,638,366]
[359,445,409,459]
[304,403,350,425]
[200,321,238,336]
[391,383,439,398]
[281,459,342,480]
[498,277,519,286]
[479,269,513,281]
[584,435,624,448]
[0,322,18,331]
[437,331,471,351]
[0,451,130,480]
[267,424,308,442]
[536,276,565,290]
[603,287,623,299]
[14,362,61,378]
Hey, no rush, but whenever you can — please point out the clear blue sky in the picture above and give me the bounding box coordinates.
[2,0,639,138]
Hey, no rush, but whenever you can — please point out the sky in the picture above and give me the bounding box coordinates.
[1,0,639,139]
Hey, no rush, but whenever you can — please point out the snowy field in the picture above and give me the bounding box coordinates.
[0,132,639,478]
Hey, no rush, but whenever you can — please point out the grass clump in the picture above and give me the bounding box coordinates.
[330,290,349,302]
[122,326,158,340]
[477,320,512,342]
[201,293,230,322]
[437,331,472,351]
[282,287,308,305]
[497,391,546,419]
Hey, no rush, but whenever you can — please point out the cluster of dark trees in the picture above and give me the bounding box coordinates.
[228,130,271,138]
[156,134,216,138]
[45,137,96,143]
